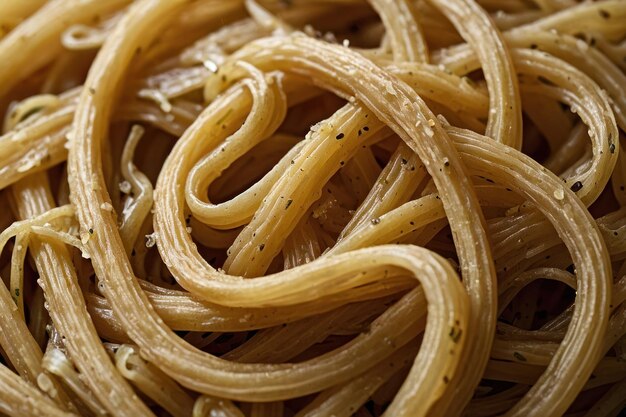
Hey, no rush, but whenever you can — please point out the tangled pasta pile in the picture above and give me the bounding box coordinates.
[1,0,626,416]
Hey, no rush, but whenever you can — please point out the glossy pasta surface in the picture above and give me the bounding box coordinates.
[0,1,625,416]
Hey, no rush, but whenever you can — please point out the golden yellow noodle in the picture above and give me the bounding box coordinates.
[0,1,625,416]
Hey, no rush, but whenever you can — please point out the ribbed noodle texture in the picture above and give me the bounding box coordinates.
[0,0,625,416]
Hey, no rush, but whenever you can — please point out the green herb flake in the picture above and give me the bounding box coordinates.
[449,327,463,343]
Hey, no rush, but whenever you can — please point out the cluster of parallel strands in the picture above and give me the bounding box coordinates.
[0,0,625,416]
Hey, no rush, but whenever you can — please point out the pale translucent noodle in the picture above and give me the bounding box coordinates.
[0,1,625,417]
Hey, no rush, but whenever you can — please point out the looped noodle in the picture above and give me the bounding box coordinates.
[0,1,625,417]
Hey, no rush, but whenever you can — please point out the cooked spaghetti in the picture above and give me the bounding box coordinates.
[0,0,625,416]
